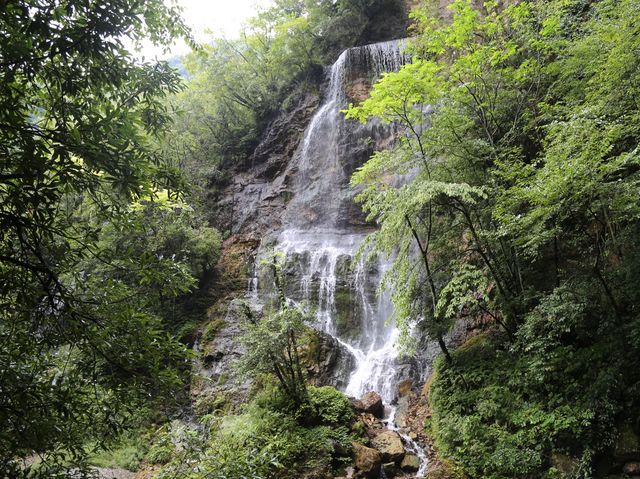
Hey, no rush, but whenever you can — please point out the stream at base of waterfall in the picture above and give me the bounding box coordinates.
[250,40,429,478]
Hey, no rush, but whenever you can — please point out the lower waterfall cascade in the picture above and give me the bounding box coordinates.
[249,39,432,477]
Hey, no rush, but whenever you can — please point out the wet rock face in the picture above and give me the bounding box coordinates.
[207,40,435,428]
[213,92,320,237]
[193,299,256,407]
[277,250,380,344]
[302,329,356,390]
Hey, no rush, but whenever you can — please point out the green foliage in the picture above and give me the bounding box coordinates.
[194,392,229,418]
[146,426,175,465]
[430,283,629,478]
[299,385,355,427]
[0,0,206,475]
[347,0,640,476]
[87,198,222,326]
[238,300,312,409]
[89,430,150,472]
[156,385,357,479]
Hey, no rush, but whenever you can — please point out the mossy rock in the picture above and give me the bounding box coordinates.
[201,318,226,344]
[457,332,491,353]
[333,287,360,340]
[194,392,229,417]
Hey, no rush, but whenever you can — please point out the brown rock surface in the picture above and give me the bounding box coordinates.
[371,430,405,463]
[345,78,371,102]
[398,379,413,397]
[352,442,382,478]
[359,391,384,418]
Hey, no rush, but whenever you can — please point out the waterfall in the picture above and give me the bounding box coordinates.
[276,40,411,402]
[253,39,428,477]
[282,40,409,231]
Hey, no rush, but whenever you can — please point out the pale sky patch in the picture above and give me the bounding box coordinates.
[137,0,274,60]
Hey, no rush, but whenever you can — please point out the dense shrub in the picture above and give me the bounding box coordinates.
[156,385,358,479]
[430,287,633,478]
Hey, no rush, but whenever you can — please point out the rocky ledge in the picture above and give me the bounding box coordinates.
[341,388,431,479]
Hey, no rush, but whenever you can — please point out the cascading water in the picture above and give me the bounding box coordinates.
[253,40,429,477]
[278,40,411,401]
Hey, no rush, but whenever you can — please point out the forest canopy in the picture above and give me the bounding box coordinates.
[346,0,640,475]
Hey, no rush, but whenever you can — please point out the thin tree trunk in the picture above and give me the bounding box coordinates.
[405,213,452,363]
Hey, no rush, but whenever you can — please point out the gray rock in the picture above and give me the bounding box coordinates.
[212,92,320,236]
[394,396,410,429]
[302,329,356,390]
[94,468,134,479]
[193,299,255,406]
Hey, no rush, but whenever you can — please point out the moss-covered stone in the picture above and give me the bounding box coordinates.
[334,287,361,340]
[194,392,229,417]
[201,318,226,344]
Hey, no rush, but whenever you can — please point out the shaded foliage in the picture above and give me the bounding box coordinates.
[0,1,220,475]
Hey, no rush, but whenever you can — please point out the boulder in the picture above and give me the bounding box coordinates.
[371,430,405,463]
[382,461,400,478]
[359,391,384,418]
[400,454,420,472]
[352,442,382,478]
[623,462,640,475]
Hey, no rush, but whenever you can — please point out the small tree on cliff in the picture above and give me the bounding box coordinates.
[238,252,310,409]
